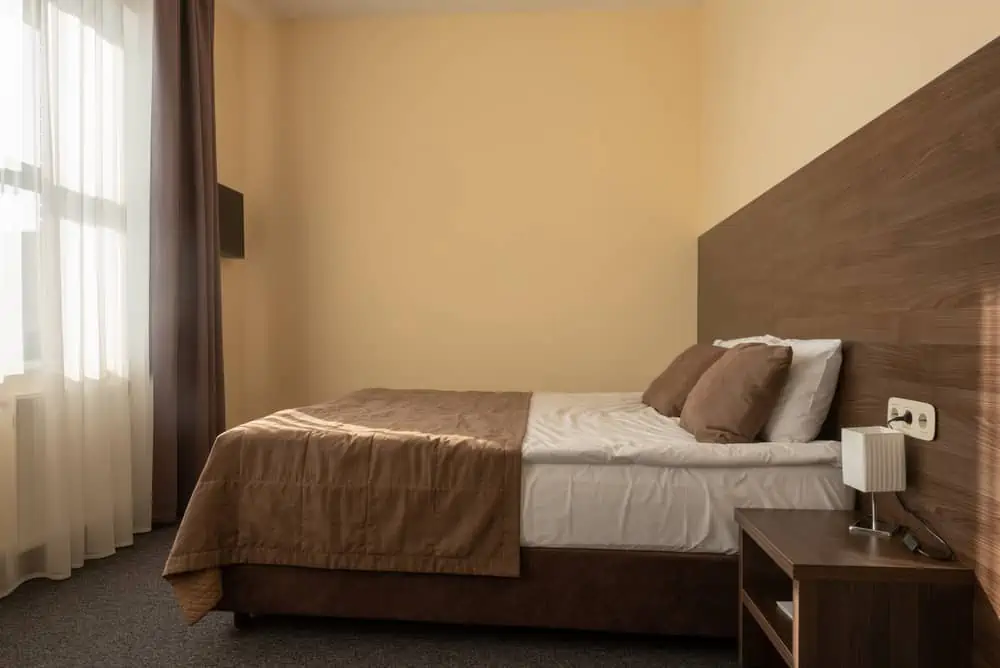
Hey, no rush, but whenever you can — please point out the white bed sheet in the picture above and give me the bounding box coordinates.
[522,392,842,467]
[521,461,853,554]
[518,393,854,554]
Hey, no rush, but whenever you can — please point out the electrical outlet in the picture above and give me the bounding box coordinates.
[887,397,936,441]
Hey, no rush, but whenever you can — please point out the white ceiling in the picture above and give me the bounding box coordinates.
[229,0,698,18]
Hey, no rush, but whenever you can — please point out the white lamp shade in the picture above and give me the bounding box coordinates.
[841,426,906,493]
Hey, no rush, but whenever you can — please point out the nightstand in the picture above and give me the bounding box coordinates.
[735,509,974,668]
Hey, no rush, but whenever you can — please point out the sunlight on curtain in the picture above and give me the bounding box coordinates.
[0,0,154,597]
[0,0,27,380]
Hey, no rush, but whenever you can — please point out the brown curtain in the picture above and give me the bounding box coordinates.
[150,0,225,524]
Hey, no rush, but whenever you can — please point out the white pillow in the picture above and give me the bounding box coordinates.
[713,335,842,442]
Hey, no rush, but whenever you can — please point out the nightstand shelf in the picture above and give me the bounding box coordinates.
[741,587,792,666]
[736,509,974,668]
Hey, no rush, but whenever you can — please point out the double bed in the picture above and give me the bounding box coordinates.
[165,388,853,637]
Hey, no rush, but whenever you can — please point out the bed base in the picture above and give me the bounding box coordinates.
[217,547,739,638]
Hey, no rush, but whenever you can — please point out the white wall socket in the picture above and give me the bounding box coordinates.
[886,397,936,441]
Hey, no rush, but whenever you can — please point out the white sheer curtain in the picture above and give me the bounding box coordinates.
[0,0,154,597]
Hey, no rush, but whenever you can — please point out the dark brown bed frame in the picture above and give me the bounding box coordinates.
[219,548,737,636]
[215,37,1000,659]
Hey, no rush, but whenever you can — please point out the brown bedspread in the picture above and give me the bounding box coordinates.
[163,388,532,623]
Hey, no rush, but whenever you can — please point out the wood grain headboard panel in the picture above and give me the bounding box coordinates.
[698,38,1000,668]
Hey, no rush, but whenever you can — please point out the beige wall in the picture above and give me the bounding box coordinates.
[700,0,1000,231]
[213,1,1000,413]
[280,10,701,401]
[215,3,283,424]
[214,3,247,425]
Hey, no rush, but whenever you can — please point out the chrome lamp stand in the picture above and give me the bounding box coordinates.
[849,493,898,539]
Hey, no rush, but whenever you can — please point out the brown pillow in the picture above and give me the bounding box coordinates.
[642,344,727,417]
[679,343,792,443]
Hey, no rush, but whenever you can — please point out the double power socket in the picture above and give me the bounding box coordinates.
[887,397,936,441]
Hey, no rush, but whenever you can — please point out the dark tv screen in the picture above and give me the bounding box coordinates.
[219,183,245,259]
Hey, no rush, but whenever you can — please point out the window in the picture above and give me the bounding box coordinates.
[0,0,149,382]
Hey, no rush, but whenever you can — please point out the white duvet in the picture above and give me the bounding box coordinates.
[522,392,842,468]
[518,392,850,553]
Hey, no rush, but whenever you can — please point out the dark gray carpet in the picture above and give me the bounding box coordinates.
[0,529,737,667]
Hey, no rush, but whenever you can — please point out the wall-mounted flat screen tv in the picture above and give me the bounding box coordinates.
[219,183,245,259]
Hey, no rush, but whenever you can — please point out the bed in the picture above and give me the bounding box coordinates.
[165,389,852,637]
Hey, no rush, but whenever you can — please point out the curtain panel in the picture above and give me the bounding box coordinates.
[150,0,226,524]
[0,0,155,597]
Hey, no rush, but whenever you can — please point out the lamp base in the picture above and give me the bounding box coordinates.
[849,517,898,539]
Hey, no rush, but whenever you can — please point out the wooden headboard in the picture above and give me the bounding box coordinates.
[698,38,1000,668]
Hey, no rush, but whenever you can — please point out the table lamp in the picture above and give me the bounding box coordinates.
[841,426,907,538]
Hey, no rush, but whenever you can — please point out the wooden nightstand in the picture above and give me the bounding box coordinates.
[735,509,974,668]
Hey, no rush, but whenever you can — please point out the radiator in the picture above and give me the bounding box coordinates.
[0,391,44,551]
[15,392,41,483]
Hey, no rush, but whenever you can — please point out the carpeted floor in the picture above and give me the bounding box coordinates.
[0,529,738,668]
